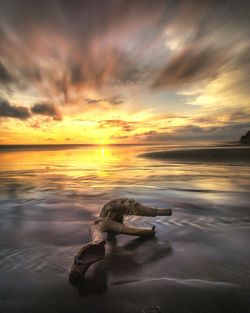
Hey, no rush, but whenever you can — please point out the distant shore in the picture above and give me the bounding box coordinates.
[141,147,250,163]
[0,143,152,151]
[0,142,244,151]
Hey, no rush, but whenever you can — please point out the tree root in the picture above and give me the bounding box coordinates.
[69,198,172,284]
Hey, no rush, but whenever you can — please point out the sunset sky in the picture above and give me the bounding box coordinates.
[0,0,249,144]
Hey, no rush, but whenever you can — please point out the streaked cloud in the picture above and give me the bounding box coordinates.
[0,0,249,143]
[152,45,228,89]
[0,62,15,84]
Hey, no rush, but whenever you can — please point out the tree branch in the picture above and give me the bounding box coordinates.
[69,198,172,284]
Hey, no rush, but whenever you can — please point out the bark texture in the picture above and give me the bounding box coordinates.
[69,198,172,284]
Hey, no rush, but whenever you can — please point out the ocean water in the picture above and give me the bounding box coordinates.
[0,145,249,313]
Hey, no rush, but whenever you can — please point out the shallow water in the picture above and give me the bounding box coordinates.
[0,145,249,313]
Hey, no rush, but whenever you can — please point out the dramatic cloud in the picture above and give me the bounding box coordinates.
[0,98,62,122]
[0,0,168,102]
[134,122,250,143]
[0,98,30,119]
[0,0,249,143]
[31,103,62,120]
[0,1,249,98]
[152,46,228,89]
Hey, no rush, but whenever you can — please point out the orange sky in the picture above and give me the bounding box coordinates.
[0,0,249,144]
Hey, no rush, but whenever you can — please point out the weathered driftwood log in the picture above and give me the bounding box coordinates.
[69,198,172,284]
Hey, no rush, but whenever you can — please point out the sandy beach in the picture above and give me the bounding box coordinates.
[141,146,250,163]
[0,145,249,313]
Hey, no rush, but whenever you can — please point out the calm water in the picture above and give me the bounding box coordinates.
[0,145,249,313]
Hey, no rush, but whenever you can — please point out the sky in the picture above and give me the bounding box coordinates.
[0,0,249,144]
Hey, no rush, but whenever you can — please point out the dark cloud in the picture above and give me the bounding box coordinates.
[229,110,250,121]
[0,98,63,123]
[85,96,124,106]
[190,108,250,125]
[108,96,124,105]
[99,119,136,131]
[85,98,102,105]
[0,98,31,119]
[175,123,250,141]
[135,122,250,142]
[31,103,62,120]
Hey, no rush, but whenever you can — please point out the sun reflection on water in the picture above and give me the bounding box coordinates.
[0,145,249,206]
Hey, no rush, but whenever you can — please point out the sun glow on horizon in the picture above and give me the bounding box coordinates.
[0,0,249,145]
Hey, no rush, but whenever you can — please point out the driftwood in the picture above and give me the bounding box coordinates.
[69,198,172,283]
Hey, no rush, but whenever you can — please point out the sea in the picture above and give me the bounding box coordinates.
[0,144,249,313]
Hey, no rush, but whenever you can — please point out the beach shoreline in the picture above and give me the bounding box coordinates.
[0,144,249,313]
[141,147,250,163]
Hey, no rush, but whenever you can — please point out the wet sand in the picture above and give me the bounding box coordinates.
[141,146,250,163]
[0,145,250,313]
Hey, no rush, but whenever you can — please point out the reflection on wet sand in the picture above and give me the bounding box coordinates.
[73,235,172,296]
[0,145,249,312]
